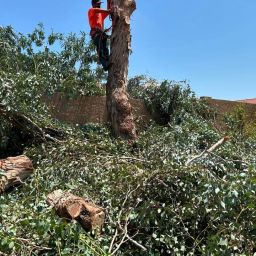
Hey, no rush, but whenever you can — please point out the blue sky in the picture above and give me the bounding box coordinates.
[1,0,255,100]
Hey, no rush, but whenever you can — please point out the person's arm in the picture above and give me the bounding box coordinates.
[91,8,110,15]
[92,8,110,20]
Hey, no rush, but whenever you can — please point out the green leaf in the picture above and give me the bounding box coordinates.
[9,241,14,249]
[218,238,228,246]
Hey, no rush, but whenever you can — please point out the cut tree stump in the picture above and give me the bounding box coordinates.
[46,190,105,232]
[0,155,34,193]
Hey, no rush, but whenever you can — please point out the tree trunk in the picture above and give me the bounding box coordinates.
[46,190,105,232]
[106,0,137,140]
[0,155,34,193]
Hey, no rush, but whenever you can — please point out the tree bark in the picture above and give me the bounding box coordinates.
[46,190,105,232]
[106,0,137,140]
[0,155,34,193]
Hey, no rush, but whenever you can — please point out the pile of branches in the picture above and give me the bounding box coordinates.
[1,113,256,255]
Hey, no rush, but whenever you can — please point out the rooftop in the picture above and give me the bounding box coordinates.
[237,98,256,104]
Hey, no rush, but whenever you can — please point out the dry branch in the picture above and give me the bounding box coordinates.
[16,237,52,252]
[46,190,105,232]
[0,103,62,143]
[0,155,34,192]
[186,136,230,166]
[109,185,147,254]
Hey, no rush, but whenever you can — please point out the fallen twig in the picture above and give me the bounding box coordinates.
[104,155,150,163]
[186,136,230,166]
[108,185,147,255]
[109,229,118,253]
[16,237,52,252]
[126,235,147,251]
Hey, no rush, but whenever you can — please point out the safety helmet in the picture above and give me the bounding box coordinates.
[91,0,102,5]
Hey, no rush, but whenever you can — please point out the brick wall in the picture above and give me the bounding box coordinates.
[43,93,151,128]
[207,98,256,122]
[43,94,256,128]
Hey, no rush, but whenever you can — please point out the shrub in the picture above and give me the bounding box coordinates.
[224,105,256,141]
[128,76,213,125]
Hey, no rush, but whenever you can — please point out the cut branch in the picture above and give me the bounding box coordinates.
[186,136,230,166]
[46,190,105,232]
[0,103,63,143]
[0,155,34,193]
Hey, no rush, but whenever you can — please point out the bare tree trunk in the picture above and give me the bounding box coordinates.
[106,0,137,140]
[46,190,105,232]
[0,155,34,193]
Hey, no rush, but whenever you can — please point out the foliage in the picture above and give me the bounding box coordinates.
[224,104,256,141]
[1,115,256,255]
[128,75,213,125]
[1,26,256,255]
[0,25,104,155]
[0,24,104,108]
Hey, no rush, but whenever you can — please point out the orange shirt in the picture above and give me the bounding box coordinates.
[88,8,109,31]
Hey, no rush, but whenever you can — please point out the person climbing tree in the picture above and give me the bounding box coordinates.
[88,0,111,71]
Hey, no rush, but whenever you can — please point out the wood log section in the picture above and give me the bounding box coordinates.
[46,190,105,232]
[0,155,34,193]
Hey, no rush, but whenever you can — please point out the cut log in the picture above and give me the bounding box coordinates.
[46,190,105,232]
[0,155,34,193]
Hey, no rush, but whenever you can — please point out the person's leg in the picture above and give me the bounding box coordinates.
[100,34,110,70]
[93,32,110,70]
[92,35,101,58]
[102,34,109,61]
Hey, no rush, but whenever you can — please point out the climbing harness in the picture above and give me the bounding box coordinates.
[104,26,112,34]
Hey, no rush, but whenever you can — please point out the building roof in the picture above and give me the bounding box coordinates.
[237,98,256,104]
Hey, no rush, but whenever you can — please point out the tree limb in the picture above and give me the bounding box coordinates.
[0,103,63,143]
[186,136,230,166]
